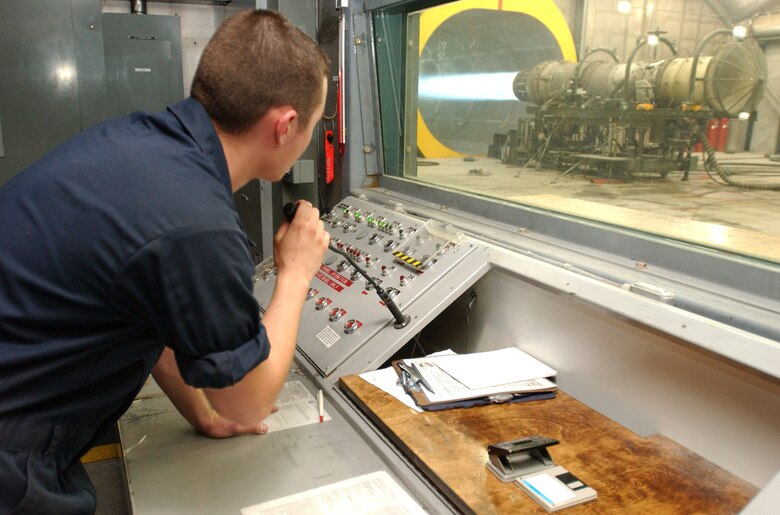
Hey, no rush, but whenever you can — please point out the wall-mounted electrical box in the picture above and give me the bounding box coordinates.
[102,13,184,118]
[284,160,315,184]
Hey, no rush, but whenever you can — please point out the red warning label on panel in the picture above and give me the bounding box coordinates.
[319,265,353,287]
[315,272,344,292]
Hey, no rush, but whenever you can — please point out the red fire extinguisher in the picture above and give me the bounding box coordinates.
[716,118,730,152]
[705,118,720,149]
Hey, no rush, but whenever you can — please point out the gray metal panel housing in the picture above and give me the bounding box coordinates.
[259,0,321,260]
[102,13,184,118]
[0,0,106,185]
[0,116,5,158]
[72,0,110,130]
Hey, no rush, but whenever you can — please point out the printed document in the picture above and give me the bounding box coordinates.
[426,347,557,390]
[359,350,458,412]
[409,359,556,404]
[241,471,425,514]
[264,380,331,432]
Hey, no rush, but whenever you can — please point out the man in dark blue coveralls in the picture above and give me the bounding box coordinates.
[0,10,330,514]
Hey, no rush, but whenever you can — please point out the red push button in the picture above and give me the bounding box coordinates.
[344,319,363,334]
[329,307,347,322]
[315,297,332,311]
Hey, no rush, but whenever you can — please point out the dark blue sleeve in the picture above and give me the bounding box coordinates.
[112,222,269,388]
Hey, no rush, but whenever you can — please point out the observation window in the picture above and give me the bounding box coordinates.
[373,0,780,265]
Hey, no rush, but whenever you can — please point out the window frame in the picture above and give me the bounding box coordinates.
[347,0,780,347]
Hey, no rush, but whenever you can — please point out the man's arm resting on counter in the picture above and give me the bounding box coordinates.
[202,271,309,426]
[152,347,271,438]
[202,201,328,427]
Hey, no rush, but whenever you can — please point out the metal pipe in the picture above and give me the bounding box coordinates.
[751,12,780,40]
[581,47,620,63]
[131,0,147,15]
[686,28,732,104]
[573,0,588,58]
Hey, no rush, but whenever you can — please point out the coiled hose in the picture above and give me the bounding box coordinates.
[691,121,780,190]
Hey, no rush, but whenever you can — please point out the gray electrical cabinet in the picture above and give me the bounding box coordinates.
[102,13,184,118]
[259,0,322,259]
[0,0,108,185]
[0,2,183,186]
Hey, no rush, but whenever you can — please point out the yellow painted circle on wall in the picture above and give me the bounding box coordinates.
[417,0,577,158]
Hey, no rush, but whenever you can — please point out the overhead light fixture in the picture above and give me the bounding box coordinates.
[617,1,632,14]
[732,25,748,41]
[55,65,75,84]
[647,34,659,46]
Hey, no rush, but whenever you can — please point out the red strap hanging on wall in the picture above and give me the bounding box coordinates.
[324,130,335,184]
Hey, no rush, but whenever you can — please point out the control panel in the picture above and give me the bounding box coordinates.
[252,196,483,377]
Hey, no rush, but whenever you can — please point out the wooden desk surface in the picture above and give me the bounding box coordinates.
[339,375,758,514]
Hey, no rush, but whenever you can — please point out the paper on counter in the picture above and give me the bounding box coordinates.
[241,470,425,515]
[264,380,331,432]
[432,347,556,390]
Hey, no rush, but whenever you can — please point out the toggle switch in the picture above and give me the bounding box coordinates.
[344,319,363,334]
[315,297,332,310]
[306,288,319,300]
[329,307,347,322]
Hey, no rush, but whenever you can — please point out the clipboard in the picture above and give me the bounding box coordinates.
[391,360,556,411]
[391,360,436,408]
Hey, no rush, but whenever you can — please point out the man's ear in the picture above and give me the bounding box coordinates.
[273,108,299,146]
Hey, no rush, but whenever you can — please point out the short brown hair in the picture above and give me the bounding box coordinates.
[191,10,329,135]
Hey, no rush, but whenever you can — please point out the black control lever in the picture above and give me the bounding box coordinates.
[284,202,411,329]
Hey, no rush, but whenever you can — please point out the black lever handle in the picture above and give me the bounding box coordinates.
[281,201,410,329]
[282,201,298,222]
